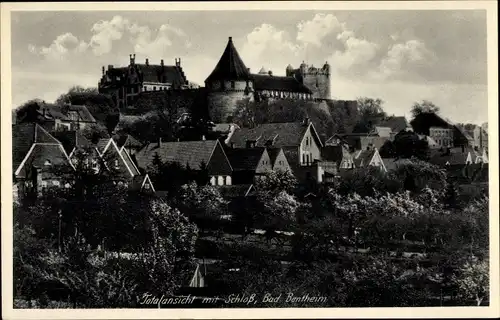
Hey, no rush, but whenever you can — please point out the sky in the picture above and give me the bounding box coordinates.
[11,10,488,124]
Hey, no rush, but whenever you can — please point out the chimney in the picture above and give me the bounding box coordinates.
[201,135,206,141]
[229,36,232,41]
[161,59,164,67]
[303,117,310,126]
[158,137,162,148]
[268,70,273,76]
[145,58,149,66]
[108,64,113,70]
[175,58,181,67]
[102,66,105,75]
[247,68,250,73]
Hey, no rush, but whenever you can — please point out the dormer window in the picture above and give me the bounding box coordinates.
[246,141,256,148]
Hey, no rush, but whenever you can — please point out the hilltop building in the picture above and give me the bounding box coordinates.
[205,37,331,122]
[98,54,193,110]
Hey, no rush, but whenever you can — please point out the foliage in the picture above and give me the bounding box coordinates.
[177,182,228,233]
[81,123,110,144]
[452,259,489,305]
[14,99,45,123]
[392,159,447,192]
[337,166,403,196]
[254,169,298,195]
[411,100,440,119]
[352,97,387,133]
[390,130,430,160]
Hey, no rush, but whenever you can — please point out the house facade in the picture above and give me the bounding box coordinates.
[135,139,233,186]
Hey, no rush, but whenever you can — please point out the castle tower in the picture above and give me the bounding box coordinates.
[205,37,253,122]
[289,61,331,100]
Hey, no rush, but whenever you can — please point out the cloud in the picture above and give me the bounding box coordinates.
[330,30,379,72]
[28,32,87,59]
[296,13,344,46]
[240,23,302,73]
[29,15,189,59]
[374,39,436,81]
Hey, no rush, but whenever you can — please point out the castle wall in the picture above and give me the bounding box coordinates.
[207,91,250,123]
[302,72,331,100]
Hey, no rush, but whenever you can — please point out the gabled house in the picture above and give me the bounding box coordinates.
[352,147,386,172]
[266,147,291,172]
[94,137,142,181]
[378,116,411,137]
[225,147,271,184]
[410,112,470,147]
[429,146,488,168]
[227,120,323,182]
[321,144,355,169]
[135,139,233,186]
[228,120,323,166]
[112,133,144,155]
[50,130,92,158]
[12,123,75,199]
[16,102,96,131]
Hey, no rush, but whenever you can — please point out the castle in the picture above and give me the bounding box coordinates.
[98,37,332,123]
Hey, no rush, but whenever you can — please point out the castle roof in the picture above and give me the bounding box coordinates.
[250,74,312,93]
[135,64,187,87]
[205,37,250,83]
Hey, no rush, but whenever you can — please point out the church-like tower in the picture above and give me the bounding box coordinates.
[205,37,254,123]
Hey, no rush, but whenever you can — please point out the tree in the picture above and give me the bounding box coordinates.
[392,130,430,160]
[55,86,98,104]
[14,99,44,124]
[177,182,228,234]
[453,259,489,306]
[411,100,440,119]
[352,97,387,133]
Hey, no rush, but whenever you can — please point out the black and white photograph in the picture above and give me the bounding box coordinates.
[1,1,498,318]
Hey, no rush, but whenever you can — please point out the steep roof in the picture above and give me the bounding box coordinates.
[40,104,96,123]
[428,147,473,166]
[135,64,187,87]
[15,144,72,179]
[379,116,409,133]
[205,37,250,83]
[51,130,91,155]
[266,148,281,165]
[360,136,389,150]
[112,133,143,150]
[251,74,312,93]
[353,149,377,168]
[12,123,61,172]
[225,147,266,171]
[229,122,316,148]
[135,140,220,171]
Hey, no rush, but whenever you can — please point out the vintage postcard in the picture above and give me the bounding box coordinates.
[1,1,499,319]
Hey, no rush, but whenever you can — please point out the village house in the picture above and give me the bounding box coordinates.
[16,102,96,132]
[135,139,233,186]
[12,123,74,201]
[429,146,488,168]
[225,147,272,184]
[410,112,471,148]
[227,119,324,182]
[266,147,291,172]
[352,147,387,172]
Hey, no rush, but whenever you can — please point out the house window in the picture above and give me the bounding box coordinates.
[144,183,150,190]
[153,86,157,91]
[210,176,216,186]
[226,176,232,186]
[143,86,147,91]
[114,160,119,169]
[217,176,224,186]
[302,154,306,164]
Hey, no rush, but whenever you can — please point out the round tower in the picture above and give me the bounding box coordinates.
[205,37,253,123]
